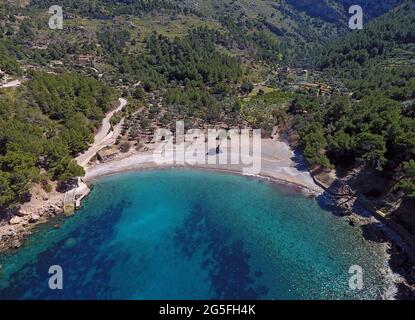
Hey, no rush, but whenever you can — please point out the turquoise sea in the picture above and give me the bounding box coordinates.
[0,170,390,299]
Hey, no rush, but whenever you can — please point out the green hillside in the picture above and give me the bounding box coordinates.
[0,0,414,218]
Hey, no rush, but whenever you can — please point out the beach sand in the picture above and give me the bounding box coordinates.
[84,137,323,195]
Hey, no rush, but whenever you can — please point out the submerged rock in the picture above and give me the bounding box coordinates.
[348,218,356,227]
[11,239,21,249]
[64,238,77,249]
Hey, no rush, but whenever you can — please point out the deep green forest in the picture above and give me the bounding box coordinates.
[0,0,414,210]
[292,2,415,199]
[0,73,116,208]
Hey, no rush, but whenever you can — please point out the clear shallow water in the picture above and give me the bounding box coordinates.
[0,170,390,299]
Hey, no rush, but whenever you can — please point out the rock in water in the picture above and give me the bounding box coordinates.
[64,238,77,249]
[11,240,21,249]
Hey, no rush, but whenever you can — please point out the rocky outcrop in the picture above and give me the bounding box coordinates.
[29,213,40,223]
[11,239,21,249]
[16,209,30,217]
[1,201,65,252]
[9,216,22,225]
[52,205,64,215]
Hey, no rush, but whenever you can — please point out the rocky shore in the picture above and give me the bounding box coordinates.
[0,184,65,252]
[311,169,415,299]
[0,136,321,254]
[0,178,93,254]
[0,100,126,254]
[0,203,64,251]
[340,199,415,299]
[1,135,414,299]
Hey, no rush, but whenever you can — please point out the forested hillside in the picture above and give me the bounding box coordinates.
[286,0,404,23]
[24,0,350,64]
[320,2,415,79]
[291,1,415,201]
[0,0,414,215]
[0,73,116,209]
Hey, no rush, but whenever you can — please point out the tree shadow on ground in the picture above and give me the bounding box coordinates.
[290,149,310,172]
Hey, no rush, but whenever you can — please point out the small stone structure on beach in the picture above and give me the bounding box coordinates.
[63,178,90,216]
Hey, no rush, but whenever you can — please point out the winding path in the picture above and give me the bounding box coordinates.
[76,98,127,168]
[0,79,22,89]
[64,98,127,213]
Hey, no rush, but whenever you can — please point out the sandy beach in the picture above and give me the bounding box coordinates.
[81,135,415,299]
[2,100,412,298]
[84,137,324,195]
[0,134,323,252]
[2,123,414,298]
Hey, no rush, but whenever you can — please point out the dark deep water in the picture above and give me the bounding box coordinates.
[0,170,391,299]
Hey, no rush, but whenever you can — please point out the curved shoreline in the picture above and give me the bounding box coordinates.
[2,136,413,298]
[1,165,401,300]
[84,163,323,196]
[83,138,324,194]
[0,159,408,299]
[87,165,411,299]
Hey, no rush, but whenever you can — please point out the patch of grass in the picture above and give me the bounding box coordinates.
[243,88,295,104]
